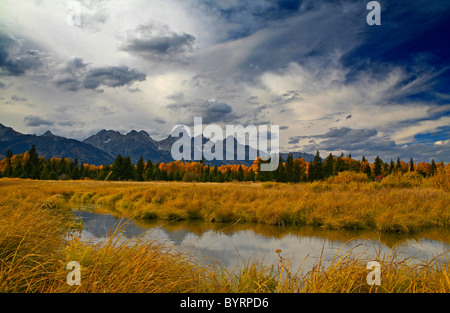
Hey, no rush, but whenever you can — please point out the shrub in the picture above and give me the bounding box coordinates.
[327,171,369,184]
[381,172,423,188]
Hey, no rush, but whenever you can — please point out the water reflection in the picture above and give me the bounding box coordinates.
[73,209,450,271]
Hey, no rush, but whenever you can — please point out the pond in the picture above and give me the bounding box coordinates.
[73,207,450,272]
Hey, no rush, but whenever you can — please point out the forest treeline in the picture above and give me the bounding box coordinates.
[0,145,446,183]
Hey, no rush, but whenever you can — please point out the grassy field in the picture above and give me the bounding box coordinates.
[0,175,449,293]
[3,171,446,233]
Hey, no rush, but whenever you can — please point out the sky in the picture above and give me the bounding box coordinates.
[0,0,449,162]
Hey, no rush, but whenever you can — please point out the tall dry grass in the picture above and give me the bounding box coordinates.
[1,174,449,233]
[0,176,449,293]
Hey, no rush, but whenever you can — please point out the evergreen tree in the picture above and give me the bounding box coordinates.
[374,156,383,177]
[322,153,334,179]
[110,154,124,180]
[144,159,154,181]
[308,150,323,181]
[98,164,111,180]
[71,165,81,180]
[382,162,389,176]
[256,157,274,182]
[122,156,135,180]
[153,164,161,180]
[4,150,13,177]
[23,145,40,179]
[275,156,286,182]
[237,165,244,181]
[389,159,395,174]
[40,165,51,180]
[57,158,68,176]
[285,153,294,182]
[336,153,347,174]
[396,157,401,173]
[245,168,255,182]
[364,163,372,178]
[293,161,302,182]
[136,156,145,181]
[13,159,23,177]
[430,159,437,176]
[409,158,414,172]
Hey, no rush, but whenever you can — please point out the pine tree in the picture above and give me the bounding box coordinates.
[245,168,255,182]
[122,156,135,180]
[364,162,372,178]
[396,157,401,173]
[308,150,323,181]
[23,145,40,179]
[286,153,294,182]
[40,165,51,180]
[430,159,437,176]
[374,156,383,177]
[389,159,395,174]
[144,159,153,181]
[322,153,334,179]
[4,150,13,177]
[237,165,244,181]
[293,161,302,182]
[136,156,145,181]
[409,158,414,172]
[275,156,286,182]
[110,154,124,180]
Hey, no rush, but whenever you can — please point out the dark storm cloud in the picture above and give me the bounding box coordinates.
[54,77,83,92]
[0,34,47,76]
[126,32,195,55]
[53,58,146,92]
[167,99,236,125]
[24,115,54,127]
[122,23,195,62]
[194,0,303,40]
[82,66,146,90]
[289,127,379,149]
[288,126,450,162]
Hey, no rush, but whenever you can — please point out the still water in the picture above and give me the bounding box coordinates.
[73,207,449,271]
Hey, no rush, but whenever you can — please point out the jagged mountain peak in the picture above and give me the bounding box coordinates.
[41,130,55,137]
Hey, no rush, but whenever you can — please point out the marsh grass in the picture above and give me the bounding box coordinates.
[20,176,446,233]
[0,178,449,293]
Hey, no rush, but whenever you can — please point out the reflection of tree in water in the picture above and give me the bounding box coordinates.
[134,217,450,249]
[75,209,449,272]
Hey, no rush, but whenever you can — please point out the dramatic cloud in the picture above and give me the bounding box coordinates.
[24,115,54,127]
[0,0,448,161]
[122,23,196,62]
[166,99,236,125]
[82,66,147,90]
[0,34,48,76]
[53,58,146,92]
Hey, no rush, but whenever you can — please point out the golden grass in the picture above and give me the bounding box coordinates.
[0,177,449,293]
[0,176,449,233]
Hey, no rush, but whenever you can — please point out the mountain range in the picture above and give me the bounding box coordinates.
[0,123,315,166]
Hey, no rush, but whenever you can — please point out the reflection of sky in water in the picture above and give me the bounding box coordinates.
[73,210,449,272]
